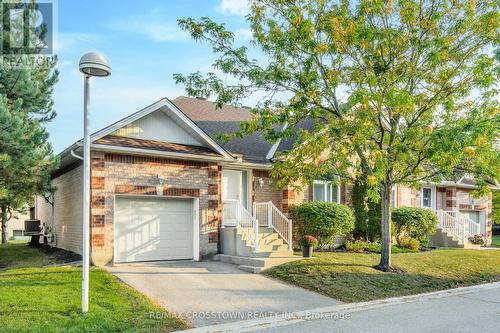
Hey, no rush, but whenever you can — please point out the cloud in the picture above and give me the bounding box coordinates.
[217,0,250,16]
[107,12,187,42]
[54,33,103,53]
[234,28,252,40]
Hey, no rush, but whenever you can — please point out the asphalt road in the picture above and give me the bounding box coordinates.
[254,285,500,333]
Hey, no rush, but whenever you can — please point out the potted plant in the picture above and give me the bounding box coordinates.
[299,235,318,258]
[468,234,486,248]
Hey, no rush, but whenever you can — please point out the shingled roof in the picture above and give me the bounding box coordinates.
[172,96,276,163]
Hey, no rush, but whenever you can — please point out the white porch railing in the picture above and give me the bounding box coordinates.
[436,209,481,245]
[253,201,293,251]
[222,199,259,252]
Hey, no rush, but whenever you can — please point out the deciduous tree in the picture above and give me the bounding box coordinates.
[175,0,499,270]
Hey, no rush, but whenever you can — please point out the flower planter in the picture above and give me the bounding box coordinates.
[302,245,313,258]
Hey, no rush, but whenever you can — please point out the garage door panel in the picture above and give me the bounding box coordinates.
[115,197,194,263]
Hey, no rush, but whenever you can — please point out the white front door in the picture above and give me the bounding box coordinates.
[222,170,242,204]
[222,170,249,226]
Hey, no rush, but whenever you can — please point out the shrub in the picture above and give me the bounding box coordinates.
[392,207,438,246]
[345,240,366,253]
[468,234,486,245]
[291,202,355,247]
[399,237,420,251]
[298,235,318,247]
[352,177,381,241]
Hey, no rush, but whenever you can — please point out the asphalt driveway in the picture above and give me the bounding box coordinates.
[107,260,340,327]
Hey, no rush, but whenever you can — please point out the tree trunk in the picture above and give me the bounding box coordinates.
[377,183,392,271]
[1,206,8,244]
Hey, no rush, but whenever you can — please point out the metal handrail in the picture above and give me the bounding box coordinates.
[436,209,481,245]
[254,201,293,251]
[222,200,259,252]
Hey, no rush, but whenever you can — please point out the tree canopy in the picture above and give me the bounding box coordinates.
[175,0,499,269]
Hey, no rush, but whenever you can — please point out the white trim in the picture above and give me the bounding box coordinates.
[92,99,168,141]
[265,123,289,160]
[193,197,200,261]
[312,180,340,203]
[91,144,227,162]
[82,97,233,160]
[164,98,234,159]
[112,194,200,264]
[420,186,435,209]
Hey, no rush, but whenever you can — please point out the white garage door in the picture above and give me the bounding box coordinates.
[115,197,194,263]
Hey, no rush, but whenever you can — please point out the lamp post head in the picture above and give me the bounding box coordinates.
[79,52,111,77]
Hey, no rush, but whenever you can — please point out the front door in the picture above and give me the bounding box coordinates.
[222,170,248,226]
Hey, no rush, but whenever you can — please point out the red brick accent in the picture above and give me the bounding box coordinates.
[105,153,207,168]
[91,234,105,247]
[254,170,270,178]
[91,177,105,190]
[208,232,218,243]
[282,188,295,200]
[115,185,157,195]
[91,215,105,227]
[163,187,200,197]
[91,158,105,171]
[208,165,219,179]
[282,203,289,214]
[91,196,105,209]
[208,184,218,195]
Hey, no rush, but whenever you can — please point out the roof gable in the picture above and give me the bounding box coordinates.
[110,109,204,146]
[90,98,233,159]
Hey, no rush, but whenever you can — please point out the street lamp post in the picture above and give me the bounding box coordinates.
[78,52,111,313]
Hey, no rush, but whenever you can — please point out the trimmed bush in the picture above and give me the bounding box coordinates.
[399,237,420,251]
[345,240,365,253]
[291,202,355,247]
[392,207,438,246]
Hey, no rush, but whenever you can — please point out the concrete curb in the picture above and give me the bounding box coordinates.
[176,281,500,333]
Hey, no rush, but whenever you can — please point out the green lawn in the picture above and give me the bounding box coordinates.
[491,235,500,247]
[0,242,188,333]
[264,249,500,303]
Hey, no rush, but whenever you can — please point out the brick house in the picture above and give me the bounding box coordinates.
[35,96,495,266]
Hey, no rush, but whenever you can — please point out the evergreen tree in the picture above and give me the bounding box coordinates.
[0,0,58,243]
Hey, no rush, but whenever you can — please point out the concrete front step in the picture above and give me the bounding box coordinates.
[214,254,302,273]
[430,228,464,248]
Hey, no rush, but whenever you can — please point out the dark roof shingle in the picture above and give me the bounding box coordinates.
[172,96,275,162]
[94,135,221,157]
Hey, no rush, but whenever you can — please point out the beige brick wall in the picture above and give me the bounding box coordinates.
[90,152,220,265]
[36,165,83,254]
[252,170,282,207]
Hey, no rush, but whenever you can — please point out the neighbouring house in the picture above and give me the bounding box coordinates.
[4,208,33,240]
[35,96,495,266]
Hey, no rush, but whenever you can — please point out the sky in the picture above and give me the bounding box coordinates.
[49,0,252,152]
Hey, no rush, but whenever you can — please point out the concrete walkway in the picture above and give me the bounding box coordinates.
[107,260,340,327]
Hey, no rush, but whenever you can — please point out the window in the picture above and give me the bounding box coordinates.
[313,180,340,203]
[422,188,432,208]
[392,186,397,208]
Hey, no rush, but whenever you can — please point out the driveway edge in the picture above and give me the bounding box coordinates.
[176,281,500,333]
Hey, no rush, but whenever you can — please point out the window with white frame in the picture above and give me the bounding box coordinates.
[422,187,432,208]
[392,186,397,208]
[313,180,340,203]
